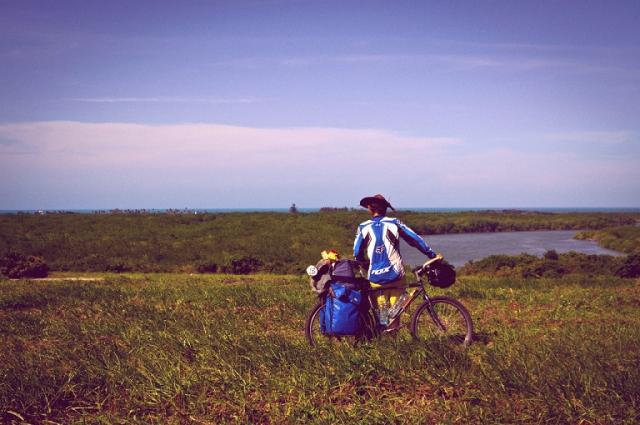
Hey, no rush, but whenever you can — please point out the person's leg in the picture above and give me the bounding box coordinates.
[376,278,407,330]
[384,277,407,307]
[375,288,404,309]
[368,282,386,312]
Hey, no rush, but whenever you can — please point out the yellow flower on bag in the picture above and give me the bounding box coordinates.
[320,249,340,261]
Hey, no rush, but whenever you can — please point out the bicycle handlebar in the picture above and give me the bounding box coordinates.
[412,254,444,273]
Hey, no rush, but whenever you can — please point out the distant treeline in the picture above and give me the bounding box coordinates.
[576,226,640,255]
[1,211,638,274]
[459,251,640,279]
[398,210,639,234]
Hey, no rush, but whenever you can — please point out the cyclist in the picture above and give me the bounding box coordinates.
[353,194,438,326]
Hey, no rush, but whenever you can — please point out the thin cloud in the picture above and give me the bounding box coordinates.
[545,131,635,144]
[68,97,261,104]
[0,121,460,207]
[275,52,626,75]
[1,121,638,208]
[0,121,458,164]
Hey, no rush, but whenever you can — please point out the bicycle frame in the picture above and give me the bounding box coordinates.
[362,269,441,330]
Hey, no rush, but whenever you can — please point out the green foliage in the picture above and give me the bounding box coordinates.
[543,249,559,260]
[616,255,640,278]
[226,256,263,274]
[1,274,639,423]
[576,226,640,255]
[0,251,48,278]
[195,260,218,274]
[0,211,638,274]
[459,251,629,278]
[399,210,639,234]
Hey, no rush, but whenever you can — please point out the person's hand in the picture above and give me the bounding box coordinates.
[435,253,444,260]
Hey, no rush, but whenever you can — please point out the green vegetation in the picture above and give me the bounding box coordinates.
[459,250,640,278]
[399,210,639,234]
[0,251,48,278]
[1,274,639,423]
[1,211,638,274]
[576,225,640,255]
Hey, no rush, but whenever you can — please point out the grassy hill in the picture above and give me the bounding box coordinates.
[1,273,639,423]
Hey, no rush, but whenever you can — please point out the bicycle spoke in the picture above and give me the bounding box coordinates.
[411,297,473,346]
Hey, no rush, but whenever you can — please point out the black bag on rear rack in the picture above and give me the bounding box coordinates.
[330,259,361,289]
[426,260,456,288]
[310,259,362,294]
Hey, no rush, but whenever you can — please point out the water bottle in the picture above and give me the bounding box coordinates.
[389,291,410,319]
[378,298,390,326]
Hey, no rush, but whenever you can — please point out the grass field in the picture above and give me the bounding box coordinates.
[2,273,639,424]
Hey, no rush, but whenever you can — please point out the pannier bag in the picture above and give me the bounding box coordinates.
[426,260,456,288]
[322,282,363,336]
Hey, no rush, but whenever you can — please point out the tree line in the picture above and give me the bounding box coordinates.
[1,211,638,275]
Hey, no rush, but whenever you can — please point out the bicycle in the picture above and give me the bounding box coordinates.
[305,256,474,347]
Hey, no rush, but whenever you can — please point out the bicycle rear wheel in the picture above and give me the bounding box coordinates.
[304,300,376,347]
[410,296,473,346]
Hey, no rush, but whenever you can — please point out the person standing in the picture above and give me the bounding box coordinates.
[353,194,438,325]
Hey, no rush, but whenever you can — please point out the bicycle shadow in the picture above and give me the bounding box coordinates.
[472,330,497,345]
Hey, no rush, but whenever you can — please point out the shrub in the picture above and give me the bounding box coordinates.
[529,260,565,278]
[196,261,218,274]
[0,252,49,278]
[105,262,132,273]
[459,252,624,278]
[228,256,263,274]
[615,255,640,278]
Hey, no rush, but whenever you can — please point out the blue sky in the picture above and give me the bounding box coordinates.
[1,0,639,209]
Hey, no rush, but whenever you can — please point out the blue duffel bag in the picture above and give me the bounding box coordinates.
[321,282,363,336]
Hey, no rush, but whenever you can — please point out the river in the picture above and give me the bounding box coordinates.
[400,230,623,267]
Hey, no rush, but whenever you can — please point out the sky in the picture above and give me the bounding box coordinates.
[1,0,639,209]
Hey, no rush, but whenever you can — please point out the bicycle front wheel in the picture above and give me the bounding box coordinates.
[410,296,473,346]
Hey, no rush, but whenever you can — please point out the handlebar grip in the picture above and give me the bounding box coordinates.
[424,255,442,267]
[414,254,444,273]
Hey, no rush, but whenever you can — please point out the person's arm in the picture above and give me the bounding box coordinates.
[353,225,368,262]
[396,219,437,258]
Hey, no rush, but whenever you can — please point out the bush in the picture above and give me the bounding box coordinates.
[0,252,49,278]
[459,252,624,278]
[196,261,218,274]
[105,262,132,273]
[228,256,263,274]
[615,255,640,278]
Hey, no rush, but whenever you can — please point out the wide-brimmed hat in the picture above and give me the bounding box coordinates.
[359,194,395,211]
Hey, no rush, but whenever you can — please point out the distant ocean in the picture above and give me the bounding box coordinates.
[1,207,639,214]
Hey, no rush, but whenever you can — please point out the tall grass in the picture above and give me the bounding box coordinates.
[1,274,639,423]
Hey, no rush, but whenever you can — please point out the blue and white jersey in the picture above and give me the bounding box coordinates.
[353,216,436,284]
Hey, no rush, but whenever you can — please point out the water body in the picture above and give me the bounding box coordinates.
[401,230,624,268]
